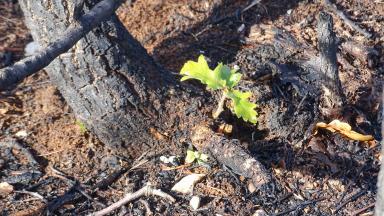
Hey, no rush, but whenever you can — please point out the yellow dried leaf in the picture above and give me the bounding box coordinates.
[217,123,233,135]
[315,120,374,142]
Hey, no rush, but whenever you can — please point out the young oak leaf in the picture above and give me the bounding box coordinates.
[180,55,242,90]
[185,149,209,164]
[180,55,226,90]
[227,90,258,124]
[214,63,242,89]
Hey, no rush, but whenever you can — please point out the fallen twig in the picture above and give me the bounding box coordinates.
[323,0,372,38]
[50,166,106,208]
[0,138,39,165]
[139,199,153,216]
[14,190,48,204]
[272,198,325,216]
[89,183,175,216]
[46,152,149,213]
[212,0,261,24]
[333,189,367,213]
[0,0,124,90]
[351,202,375,216]
[192,125,272,190]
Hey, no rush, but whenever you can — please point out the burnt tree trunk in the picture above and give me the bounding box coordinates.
[375,90,384,216]
[18,0,272,190]
[19,0,190,151]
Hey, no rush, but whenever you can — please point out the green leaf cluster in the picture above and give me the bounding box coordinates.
[185,149,209,164]
[75,119,87,134]
[180,55,258,124]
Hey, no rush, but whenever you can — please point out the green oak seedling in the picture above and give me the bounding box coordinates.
[180,55,258,124]
[185,148,209,165]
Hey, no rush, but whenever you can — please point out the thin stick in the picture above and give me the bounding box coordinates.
[46,152,149,213]
[89,183,175,216]
[0,0,124,90]
[351,202,375,216]
[212,91,227,119]
[50,166,106,207]
[139,199,153,216]
[273,198,325,216]
[15,190,48,203]
[333,189,367,213]
[0,139,39,165]
[323,0,372,38]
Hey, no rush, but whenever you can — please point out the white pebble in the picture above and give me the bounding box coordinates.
[189,196,200,210]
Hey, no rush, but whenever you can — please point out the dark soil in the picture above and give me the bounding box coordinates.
[1,0,383,215]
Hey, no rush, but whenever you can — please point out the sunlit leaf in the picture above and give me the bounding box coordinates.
[180,55,242,90]
[180,55,225,90]
[227,90,258,124]
[185,149,196,164]
[315,119,374,142]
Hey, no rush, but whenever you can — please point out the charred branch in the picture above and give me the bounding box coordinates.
[316,12,344,113]
[192,125,273,190]
[0,0,124,91]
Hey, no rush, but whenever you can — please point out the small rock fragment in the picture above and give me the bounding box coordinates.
[253,209,267,216]
[160,155,179,166]
[0,182,14,196]
[189,196,201,210]
[248,182,256,193]
[171,174,205,194]
[15,130,28,138]
[25,41,41,56]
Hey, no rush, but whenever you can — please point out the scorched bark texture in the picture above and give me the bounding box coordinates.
[19,0,177,149]
[17,0,273,190]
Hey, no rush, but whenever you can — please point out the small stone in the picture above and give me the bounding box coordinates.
[248,182,256,193]
[253,209,267,216]
[237,24,245,33]
[189,196,201,210]
[0,182,14,196]
[171,174,205,194]
[15,130,28,138]
[24,41,41,56]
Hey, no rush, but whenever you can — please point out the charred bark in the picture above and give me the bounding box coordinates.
[192,125,272,189]
[16,0,273,196]
[18,0,181,150]
[0,0,124,90]
[375,90,384,216]
[317,12,343,113]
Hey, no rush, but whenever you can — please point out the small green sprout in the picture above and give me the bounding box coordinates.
[180,55,258,124]
[185,149,209,165]
[75,119,87,134]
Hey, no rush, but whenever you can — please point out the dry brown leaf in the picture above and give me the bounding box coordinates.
[0,108,8,114]
[217,123,233,135]
[315,120,374,142]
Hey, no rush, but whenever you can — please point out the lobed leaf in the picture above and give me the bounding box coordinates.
[227,90,258,124]
[180,55,242,90]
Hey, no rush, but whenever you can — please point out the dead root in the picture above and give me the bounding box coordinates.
[191,125,273,191]
[89,183,175,216]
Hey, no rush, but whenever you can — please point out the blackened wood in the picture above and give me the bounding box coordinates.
[17,0,172,149]
[192,126,273,190]
[317,11,343,110]
[375,89,384,216]
[17,0,272,193]
[0,0,124,90]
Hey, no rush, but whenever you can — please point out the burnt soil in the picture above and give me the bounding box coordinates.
[1,0,383,215]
